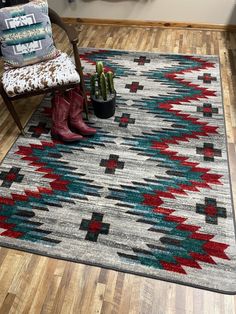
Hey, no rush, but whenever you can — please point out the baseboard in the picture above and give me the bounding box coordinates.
[62,17,236,31]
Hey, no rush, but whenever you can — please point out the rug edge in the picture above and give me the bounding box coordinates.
[0,241,236,295]
[78,47,220,59]
[1,52,236,295]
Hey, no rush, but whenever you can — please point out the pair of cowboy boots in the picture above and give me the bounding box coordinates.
[51,87,96,142]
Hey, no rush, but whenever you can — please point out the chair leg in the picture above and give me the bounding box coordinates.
[78,71,89,120]
[81,82,89,120]
[72,43,89,120]
[0,85,25,135]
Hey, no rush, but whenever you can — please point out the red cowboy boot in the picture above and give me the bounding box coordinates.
[51,93,83,142]
[67,88,96,136]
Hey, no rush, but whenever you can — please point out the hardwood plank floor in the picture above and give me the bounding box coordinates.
[0,24,236,314]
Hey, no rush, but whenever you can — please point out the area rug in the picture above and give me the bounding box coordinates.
[0,48,236,294]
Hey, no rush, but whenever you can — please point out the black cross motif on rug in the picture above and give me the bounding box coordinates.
[0,167,24,188]
[125,82,144,93]
[28,122,50,138]
[134,56,150,65]
[100,154,125,174]
[198,73,217,84]
[197,103,219,117]
[114,113,135,128]
[80,213,110,242]
[196,198,227,224]
[196,143,222,162]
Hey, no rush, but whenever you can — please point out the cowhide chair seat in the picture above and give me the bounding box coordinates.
[2,52,80,97]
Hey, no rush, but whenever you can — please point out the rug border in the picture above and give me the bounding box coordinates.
[0,50,236,295]
[219,55,236,246]
[0,241,235,295]
[78,46,220,58]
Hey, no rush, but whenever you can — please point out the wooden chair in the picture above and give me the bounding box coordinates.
[0,8,88,135]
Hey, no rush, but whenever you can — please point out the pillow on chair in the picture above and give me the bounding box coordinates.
[0,0,58,67]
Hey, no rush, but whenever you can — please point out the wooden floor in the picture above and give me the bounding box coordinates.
[0,24,236,314]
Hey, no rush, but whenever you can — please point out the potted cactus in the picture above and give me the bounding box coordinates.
[90,61,116,119]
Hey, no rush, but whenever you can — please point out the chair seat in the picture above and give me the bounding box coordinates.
[2,52,80,97]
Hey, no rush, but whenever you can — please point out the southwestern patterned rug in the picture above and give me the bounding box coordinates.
[0,48,236,294]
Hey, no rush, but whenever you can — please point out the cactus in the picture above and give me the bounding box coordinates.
[90,61,115,101]
[106,71,115,93]
[90,74,96,96]
[96,61,104,76]
[95,90,99,99]
[100,72,107,101]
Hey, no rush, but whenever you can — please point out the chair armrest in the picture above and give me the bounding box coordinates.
[48,8,78,44]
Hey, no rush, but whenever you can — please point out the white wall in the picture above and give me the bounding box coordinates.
[48,0,236,25]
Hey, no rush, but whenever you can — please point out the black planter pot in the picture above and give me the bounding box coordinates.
[91,93,116,119]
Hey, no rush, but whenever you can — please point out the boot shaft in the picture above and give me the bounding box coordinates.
[52,93,71,127]
[68,89,84,121]
[67,88,96,136]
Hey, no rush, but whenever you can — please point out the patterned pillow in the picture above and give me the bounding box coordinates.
[0,0,58,67]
